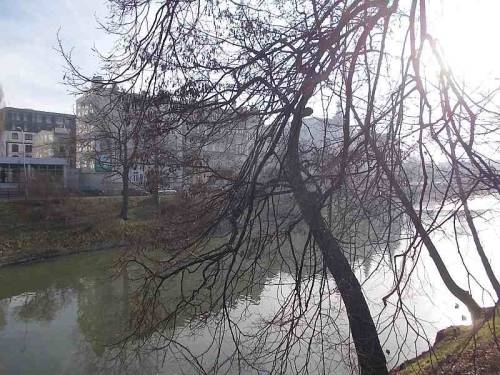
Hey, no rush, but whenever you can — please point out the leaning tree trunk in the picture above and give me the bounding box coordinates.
[364,133,483,320]
[285,101,388,375]
[444,124,500,302]
[454,171,500,302]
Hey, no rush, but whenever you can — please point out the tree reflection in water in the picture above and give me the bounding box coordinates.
[0,199,405,374]
[111,194,405,375]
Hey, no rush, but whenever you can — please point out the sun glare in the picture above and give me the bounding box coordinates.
[428,0,500,87]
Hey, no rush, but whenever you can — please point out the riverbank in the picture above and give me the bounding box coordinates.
[392,307,500,374]
[0,196,167,267]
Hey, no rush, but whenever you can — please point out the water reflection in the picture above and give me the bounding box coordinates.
[0,197,497,374]
[0,214,403,374]
[0,248,273,374]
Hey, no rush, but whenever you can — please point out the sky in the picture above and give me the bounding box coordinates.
[426,0,500,87]
[1,0,500,116]
[0,0,113,114]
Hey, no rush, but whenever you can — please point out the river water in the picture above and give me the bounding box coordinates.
[0,197,498,374]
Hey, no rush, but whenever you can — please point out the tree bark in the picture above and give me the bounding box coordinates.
[285,102,388,374]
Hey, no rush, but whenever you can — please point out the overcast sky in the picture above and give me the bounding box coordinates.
[2,0,499,117]
[0,0,113,114]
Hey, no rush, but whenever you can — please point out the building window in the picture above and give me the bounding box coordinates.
[16,113,21,121]
[25,134,33,141]
[37,115,42,123]
[25,145,32,153]
[11,132,18,140]
[12,144,19,153]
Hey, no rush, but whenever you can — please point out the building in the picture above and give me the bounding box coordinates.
[182,111,256,187]
[75,83,150,192]
[76,83,256,193]
[0,156,70,198]
[32,128,74,166]
[0,107,76,167]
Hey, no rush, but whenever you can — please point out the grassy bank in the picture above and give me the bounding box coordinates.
[393,308,500,374]
[0,196,164,267]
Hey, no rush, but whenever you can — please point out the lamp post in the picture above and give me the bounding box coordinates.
[15,126,28,198]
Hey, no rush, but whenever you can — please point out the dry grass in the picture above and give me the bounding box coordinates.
[393,308,500,374]
[0,196,162,266]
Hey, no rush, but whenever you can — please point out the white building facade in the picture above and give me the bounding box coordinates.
[0,107,76,165]
[76,84,256,193]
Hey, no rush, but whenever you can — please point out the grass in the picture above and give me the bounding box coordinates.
[0,196,164,266]
[394,308,500,374]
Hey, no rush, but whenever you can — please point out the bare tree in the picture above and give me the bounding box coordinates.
[76,84,147,219]
[60,0,500,373]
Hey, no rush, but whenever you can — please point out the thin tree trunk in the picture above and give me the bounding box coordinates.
[285,103,388,375]
[455,177,500,302]
[153,143,160,209]
[365,134,483,319]
[444,125,500,302]
[121,166,129,220]
[121,138,130,220]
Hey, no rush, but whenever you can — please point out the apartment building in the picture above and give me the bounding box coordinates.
[76,83,256,192]
[183,111,256,187]
[32,128,73,161]
[75,83,150,191]
[0,107,76,166]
